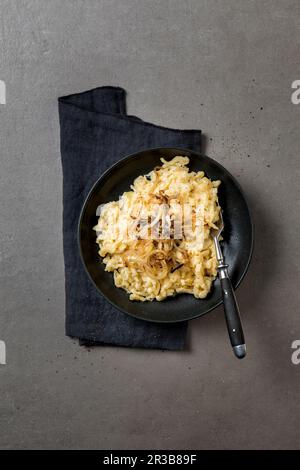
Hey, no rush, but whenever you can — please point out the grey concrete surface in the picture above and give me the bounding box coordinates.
[1,0,300,450]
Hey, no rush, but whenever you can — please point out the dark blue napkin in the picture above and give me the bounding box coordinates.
[58,86,202,349]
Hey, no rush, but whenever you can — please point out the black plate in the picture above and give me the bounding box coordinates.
[78,147,253,323]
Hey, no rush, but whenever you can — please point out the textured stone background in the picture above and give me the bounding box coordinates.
[0,0,300,449]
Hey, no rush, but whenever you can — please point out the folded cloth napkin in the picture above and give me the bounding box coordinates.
[58,86,202,350]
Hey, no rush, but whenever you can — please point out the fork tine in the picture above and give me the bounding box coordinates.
[219,209,224,227]
[211,208,224,239]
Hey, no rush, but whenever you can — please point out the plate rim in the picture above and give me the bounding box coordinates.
[78,146,254,323]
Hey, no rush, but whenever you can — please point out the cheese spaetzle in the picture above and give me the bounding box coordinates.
[94,156,221,301]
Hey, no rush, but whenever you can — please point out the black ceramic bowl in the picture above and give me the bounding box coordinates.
[79,147,253,323]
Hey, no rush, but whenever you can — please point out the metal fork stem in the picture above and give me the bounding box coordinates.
[213,238,229,279]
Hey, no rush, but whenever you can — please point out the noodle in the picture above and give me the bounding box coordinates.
[94,156,221,301]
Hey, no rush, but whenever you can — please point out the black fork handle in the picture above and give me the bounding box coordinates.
[220,273,246,359]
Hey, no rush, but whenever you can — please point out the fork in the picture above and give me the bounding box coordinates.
[211,211,246,359]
